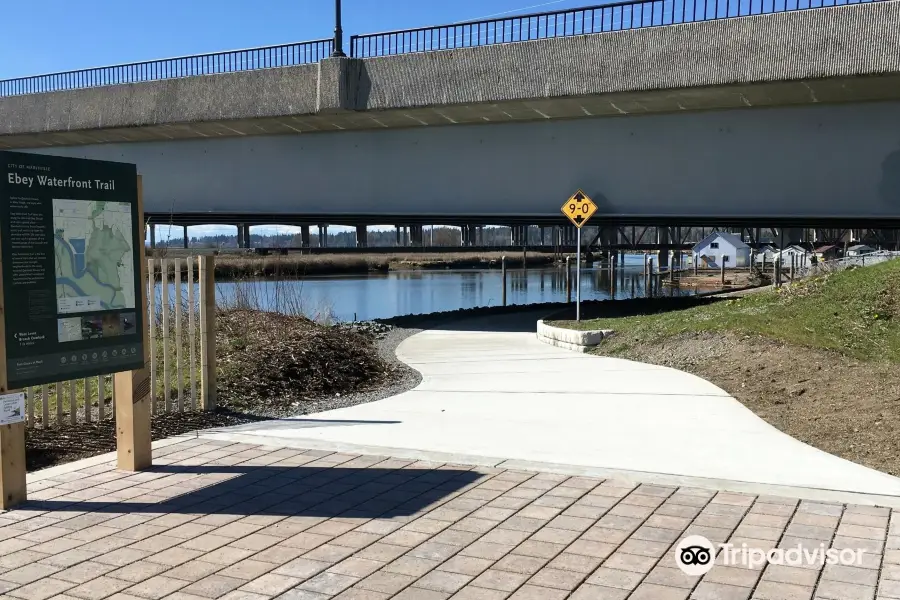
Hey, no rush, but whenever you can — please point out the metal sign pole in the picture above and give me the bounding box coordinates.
[576,227,582,321]
[560,189,597,324]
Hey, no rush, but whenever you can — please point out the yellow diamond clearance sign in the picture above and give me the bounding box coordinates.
[561,189,597,228]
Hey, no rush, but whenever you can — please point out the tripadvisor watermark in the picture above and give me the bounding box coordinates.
[675,535,865,576]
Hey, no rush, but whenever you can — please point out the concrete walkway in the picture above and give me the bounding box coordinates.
[204,311,900,499]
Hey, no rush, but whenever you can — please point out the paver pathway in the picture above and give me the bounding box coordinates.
[203,311,900,497]
[3,438,900,600]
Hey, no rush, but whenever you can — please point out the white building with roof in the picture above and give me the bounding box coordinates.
[847,244,875,256]
[692,231,751,268]
[774,245,808,266]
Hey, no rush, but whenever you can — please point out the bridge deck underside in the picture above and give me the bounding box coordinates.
[22,100,900,227]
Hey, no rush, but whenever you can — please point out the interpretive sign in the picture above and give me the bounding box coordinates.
[0,392,25,425]
[0,151,143,389]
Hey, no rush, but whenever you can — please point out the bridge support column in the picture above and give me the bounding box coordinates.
[183,225,189,249]
[355,225,367,248]
[461,225,473,247]
[408,225,423,246]
[149,225,156,249]
[300,225,311,248]
[236,224,244,248]
[318,225,328,247]
[675,227,683,268]
[243,224,251,249]
[657,227,670,271]
[786,228,804,245]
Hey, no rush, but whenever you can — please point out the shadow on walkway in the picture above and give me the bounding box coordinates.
[382,297,725,334]
[23,464,482,519]
[423,308,556,333]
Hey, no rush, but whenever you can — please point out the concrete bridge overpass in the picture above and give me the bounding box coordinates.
[2,0,900,233]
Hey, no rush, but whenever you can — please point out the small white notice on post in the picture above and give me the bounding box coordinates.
[0,392,26,425]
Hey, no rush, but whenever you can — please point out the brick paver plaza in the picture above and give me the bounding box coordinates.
[3,438,900,600]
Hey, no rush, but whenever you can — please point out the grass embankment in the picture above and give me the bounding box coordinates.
[154,251,556,279]
[551,259,900,475]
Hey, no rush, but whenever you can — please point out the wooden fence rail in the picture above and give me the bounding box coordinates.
[22,255,215,428]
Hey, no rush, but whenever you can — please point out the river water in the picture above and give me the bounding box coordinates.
[200,255,696,322]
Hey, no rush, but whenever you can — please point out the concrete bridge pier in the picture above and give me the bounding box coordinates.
[674,227,683,269]
[318,225,328,248]
[511,225,528,246]
[355,225,368,248]
[657,227,670,271]
[598,227,617,262]
[409,225,424,246]
[460,224,477,247]
[774,227,806,246]
[183,225,189,249]
[787,228,805,245]
[243,224,251,248]
[149,225,156,249]
[300,225,311,248]
[236,224,244,248]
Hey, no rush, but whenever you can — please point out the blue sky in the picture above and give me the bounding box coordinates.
[1,0,589,240]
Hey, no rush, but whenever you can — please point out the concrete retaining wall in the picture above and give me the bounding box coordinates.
[536,320,614,353]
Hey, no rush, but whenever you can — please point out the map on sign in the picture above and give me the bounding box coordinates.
[561,189,598,228]
[53,199,135,314]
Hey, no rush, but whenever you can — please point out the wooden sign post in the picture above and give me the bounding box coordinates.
[0,153,149,509]
[115,175,152,471]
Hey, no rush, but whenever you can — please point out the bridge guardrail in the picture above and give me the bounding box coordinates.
[0,39,333,97]
[348,0,880,57]
[0,0,883,97]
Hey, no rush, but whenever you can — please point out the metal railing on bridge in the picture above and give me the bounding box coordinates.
[0,0,883,97]
[0,39,333,97]
[348,0,881,57]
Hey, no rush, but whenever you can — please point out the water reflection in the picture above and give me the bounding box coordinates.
[192,264,699,322]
